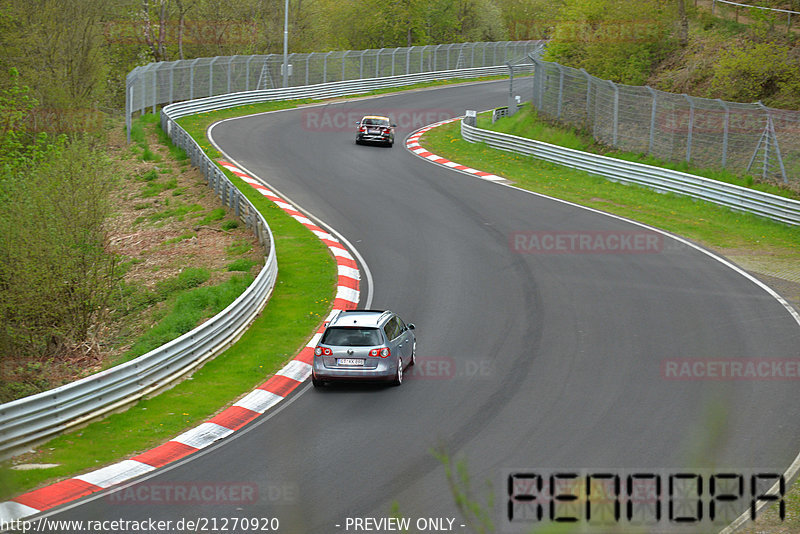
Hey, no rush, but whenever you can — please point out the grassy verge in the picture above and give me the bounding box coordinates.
[425,116,800,253]
[421,112,800,533]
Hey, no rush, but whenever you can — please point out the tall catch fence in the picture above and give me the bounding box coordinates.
[126,41,538,138]
[530,57,800,189]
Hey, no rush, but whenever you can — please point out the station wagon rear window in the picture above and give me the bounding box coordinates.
[321,327,382,347]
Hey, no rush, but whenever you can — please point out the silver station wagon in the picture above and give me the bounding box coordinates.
[312,310,416,387]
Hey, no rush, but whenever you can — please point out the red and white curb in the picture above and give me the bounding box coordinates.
[405,118,509,183]
[0,161,360,522]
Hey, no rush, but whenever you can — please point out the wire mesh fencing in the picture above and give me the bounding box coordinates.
[530,57,799,189]
[126,41,541,137]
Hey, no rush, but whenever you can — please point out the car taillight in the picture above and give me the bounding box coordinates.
[359,127,366,132]
[314,346,332,357]
[383,127,391,133]
[369,347,390,358]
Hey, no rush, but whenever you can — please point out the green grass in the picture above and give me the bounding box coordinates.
[227,258,257,272]
[427,116,800,253]
[140,177,177,197]
[481,104,800,201]
[198,207,226,225]
[124,273,253,361]
[226,239,253,256]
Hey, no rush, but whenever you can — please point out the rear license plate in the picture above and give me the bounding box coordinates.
[338,358,365,366]
[368,129,380,134]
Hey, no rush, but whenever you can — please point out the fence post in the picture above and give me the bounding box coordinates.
[342,50,348,81]
[556,64,564,120]
[360,50,366,79]
[306,54,310,85]
[324,51,332,82]
[683,94,694,163]
[717,99,730,168]
[611,80,619,146]
[581,69,591,121]
[646,86,658,155]
[151,64,158,113]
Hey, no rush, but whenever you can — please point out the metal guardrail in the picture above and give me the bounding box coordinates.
[492,106,509,123]
[461,120,800,226]
[0,124,280,461]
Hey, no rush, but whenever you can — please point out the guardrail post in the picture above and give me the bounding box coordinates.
[646,86,658,155]
[683,94,694,163]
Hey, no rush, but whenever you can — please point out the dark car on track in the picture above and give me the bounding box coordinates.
[312,309,416,387]
[355,115,396,147]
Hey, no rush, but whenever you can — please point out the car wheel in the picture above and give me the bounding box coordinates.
[409,342,416,366]
[392,358,403,386]
[312,374,324,387]
[355,139,361,145]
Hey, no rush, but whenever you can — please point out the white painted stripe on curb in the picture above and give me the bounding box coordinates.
[335,286,359,304]
[172,423,234,449]
[312,230,337,241]
[0,501,41,521]
[338,265,360,280]
[274,200,294,211]
[234,390,283,414]
[291,215,314,226]
[276,360,312,382]
[330,247,354,261]
[74,460,155,489]
[306,332,323,347]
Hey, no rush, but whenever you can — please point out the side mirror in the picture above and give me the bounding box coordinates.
[392,124,397,128]
[408,323,415,330]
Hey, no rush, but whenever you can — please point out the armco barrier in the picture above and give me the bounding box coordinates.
[461,120,800,226]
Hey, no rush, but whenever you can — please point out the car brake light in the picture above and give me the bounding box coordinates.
[314,346,332,356]
[369,348,390,358]
[359,127,366,132]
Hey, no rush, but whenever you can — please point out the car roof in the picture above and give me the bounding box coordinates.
[361,115,391,121]
[328,309,392,328]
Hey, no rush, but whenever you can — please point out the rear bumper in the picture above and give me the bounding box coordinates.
[312,359,396,382]
[356,133,393,143]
